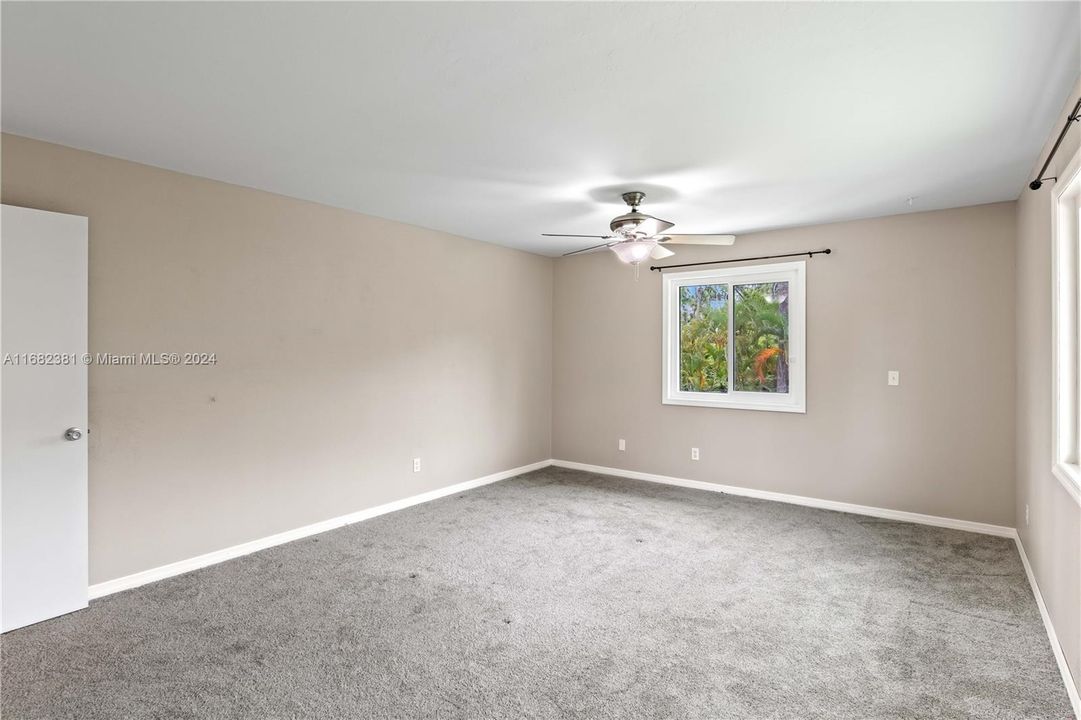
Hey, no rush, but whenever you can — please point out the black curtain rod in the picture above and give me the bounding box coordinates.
[1030,98,1081,190]
[649,248,831,272]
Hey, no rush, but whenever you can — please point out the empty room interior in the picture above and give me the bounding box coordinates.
[2,2,1081,718]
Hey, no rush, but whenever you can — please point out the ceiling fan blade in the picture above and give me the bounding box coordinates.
[542,233,610,238]
[662,234,736,246]
[562,240,616,257]
[635,217,675,237]
[650,244,675,260]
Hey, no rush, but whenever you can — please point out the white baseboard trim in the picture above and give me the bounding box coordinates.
[1015,534,1081,717]
[550,459,1015,537]
[88,459,552,600]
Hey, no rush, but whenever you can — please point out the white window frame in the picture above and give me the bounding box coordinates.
[662,260,806,413]
[1051,146,1081,503]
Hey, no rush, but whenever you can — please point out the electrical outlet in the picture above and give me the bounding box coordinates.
[413,457,421,473]
[691,447,700,461]
[618,438,626,451]
[888,370,900,386]
[1025,504,1029,526]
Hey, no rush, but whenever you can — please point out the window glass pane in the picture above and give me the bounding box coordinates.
[679,283,728,393]
[734,282,789,393]
[1075,200,1081,464]
[1072,200,1081,464]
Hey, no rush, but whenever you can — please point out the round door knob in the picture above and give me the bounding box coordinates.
[64,427,83,441]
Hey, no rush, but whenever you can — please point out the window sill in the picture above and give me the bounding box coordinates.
[1052,462,1081,505]
[662,397,806,414]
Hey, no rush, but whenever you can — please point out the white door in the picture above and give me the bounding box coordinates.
[1,204,89,632]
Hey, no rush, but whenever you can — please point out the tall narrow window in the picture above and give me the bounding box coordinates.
[1052,148,1081,501]
[663,261,806,412]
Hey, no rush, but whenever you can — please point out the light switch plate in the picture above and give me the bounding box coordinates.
[888,371,900,386]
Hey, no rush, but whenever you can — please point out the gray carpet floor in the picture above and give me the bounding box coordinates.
[1,466,1073,719]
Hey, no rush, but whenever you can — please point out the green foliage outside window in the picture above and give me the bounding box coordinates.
[679,281,789,394]
[679,284,728,392]
[733,282,789,393]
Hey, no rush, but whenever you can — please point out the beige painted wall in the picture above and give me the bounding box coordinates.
[554,202,1017,527]
[1016,77,1081,690]
[1,134,554,585]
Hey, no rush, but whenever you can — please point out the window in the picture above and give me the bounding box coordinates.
[662,261,806,412]
[1052,147,1081,501]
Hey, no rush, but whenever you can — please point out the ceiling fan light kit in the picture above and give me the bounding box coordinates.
[609,239,657,264]
[542,191,736,272]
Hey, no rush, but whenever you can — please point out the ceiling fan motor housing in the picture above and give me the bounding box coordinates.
[610,210,652,236]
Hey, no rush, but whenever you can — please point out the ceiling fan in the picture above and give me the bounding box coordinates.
[543,191,735,265]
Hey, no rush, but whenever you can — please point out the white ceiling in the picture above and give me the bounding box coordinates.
[3,2,1079,256]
